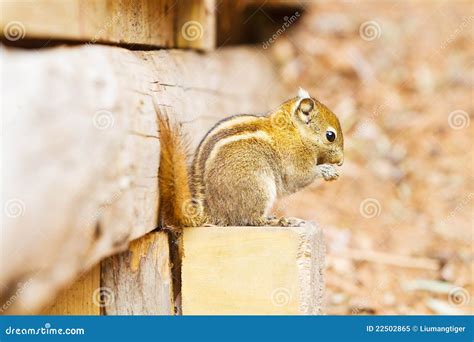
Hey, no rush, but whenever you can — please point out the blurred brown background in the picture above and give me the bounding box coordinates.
[265,1,473,314]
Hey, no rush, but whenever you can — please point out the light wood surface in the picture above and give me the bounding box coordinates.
[182,222,324,315]
[42,265,101,315]
[0,0,216,50]
[101,231,174,315]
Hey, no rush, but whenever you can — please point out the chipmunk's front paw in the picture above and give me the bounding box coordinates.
[319,164,339,181]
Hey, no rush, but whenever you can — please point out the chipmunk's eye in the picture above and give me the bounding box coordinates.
[326,130,336,142]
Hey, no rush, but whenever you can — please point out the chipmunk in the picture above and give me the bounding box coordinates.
[158,88,343,230]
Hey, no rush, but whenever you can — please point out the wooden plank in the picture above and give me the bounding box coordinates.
[42,264,101,315]
[182,222,324,315]
[0,0,215,50]
[101,231,174,315]
[0,44,284,314]
[176,0,215,50]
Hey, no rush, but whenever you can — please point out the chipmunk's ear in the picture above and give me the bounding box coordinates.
[297,87,314,114]
[295,97,315,125]
[298,98,314,114]
[294,87,315,124]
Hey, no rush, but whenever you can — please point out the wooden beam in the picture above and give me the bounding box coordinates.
[0,44,284,314]
[42,264,101,315]
[181,222,324,315]
[176,0,215,50]
[41,231,173,315]
[0,0,216,50]
[101,231,174,315]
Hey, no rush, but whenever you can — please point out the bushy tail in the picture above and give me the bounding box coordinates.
[158,115,204,303]
[157,115,203,230]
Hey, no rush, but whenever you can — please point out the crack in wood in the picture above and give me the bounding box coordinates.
[155,82,238,97]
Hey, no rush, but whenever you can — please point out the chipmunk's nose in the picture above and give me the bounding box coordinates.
[337,153,344,166]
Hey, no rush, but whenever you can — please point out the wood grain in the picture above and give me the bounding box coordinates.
[42,265,101,315]
[0,0,216,50]
[181,222,324,315]
[101,231,174,315]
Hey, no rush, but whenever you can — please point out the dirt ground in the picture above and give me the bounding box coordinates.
[268,1,473,315]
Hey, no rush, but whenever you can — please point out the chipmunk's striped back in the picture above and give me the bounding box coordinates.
[191,114,267,194]
[191,114,281,225]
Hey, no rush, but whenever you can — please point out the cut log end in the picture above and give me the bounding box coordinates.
[181,222,325,315]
